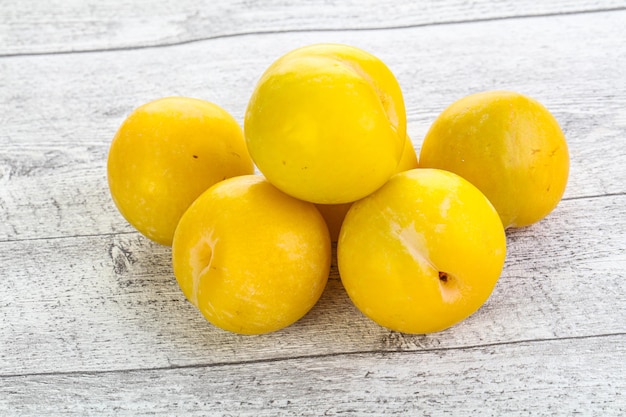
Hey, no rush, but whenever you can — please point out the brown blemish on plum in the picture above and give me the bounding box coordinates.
[438,271,449,282]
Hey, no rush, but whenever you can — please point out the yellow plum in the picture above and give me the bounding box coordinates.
[419,90,569,228]
[172,175,331,335]
[338,169,506,334]
[245,43,406,204]
[107,97,254,245]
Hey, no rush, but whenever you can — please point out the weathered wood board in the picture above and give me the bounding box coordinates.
[1,2,625,415]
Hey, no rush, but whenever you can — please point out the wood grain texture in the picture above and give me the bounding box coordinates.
[2,335,624,416]
[1,1,625,415]
[2,0,626,55]
[1,195,624,376]
[1,10,625,242]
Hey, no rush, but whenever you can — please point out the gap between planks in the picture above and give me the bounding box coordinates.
[2,6,625,59]
[0,191,624,245]
[1,332,623,380]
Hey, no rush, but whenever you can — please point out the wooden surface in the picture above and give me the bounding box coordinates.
[1,1,625,415]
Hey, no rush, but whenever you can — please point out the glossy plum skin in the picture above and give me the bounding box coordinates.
[172,175,331,335]
[245,43,406,204]
[107,97,254,245]
[419,90,569,228]
[338,169,506,334]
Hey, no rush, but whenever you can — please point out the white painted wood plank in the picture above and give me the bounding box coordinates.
[2,1,625,55]
[1,195,624,376]
[1,11,625,241]
[2,335,624,416]
[0,3,624,414]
